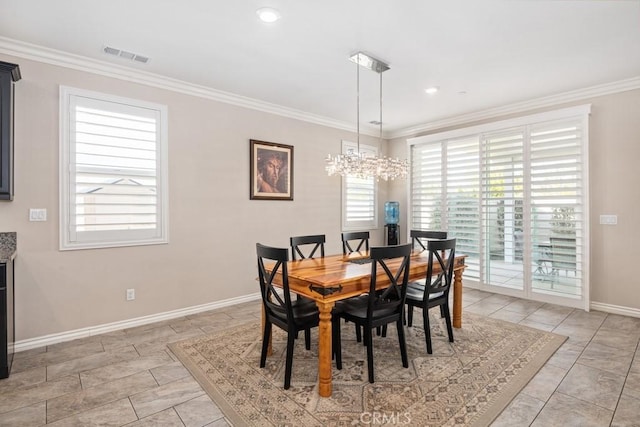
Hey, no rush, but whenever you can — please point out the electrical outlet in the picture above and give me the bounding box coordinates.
[599,214,618,225]
[126,288,135,301]
[29,208,47,221]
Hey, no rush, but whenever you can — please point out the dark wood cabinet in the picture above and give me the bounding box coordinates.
[1,258,15,378]
[0,61,21,201]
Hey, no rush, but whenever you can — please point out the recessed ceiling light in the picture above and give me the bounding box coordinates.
[425,86,439,95]
[256,7,281,23]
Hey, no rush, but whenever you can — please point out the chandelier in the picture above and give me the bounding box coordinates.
[326,52,408,181]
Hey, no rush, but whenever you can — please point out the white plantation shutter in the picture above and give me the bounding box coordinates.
[61,87,168,249]
[528,119,584,297]
[411,137,481,281]
[410,142,442,230]
[410,105,589,308]
[446,138,481,281]
[342,140,377,230]
[481,130,524,288]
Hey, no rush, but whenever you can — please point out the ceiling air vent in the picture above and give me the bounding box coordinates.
[103,46,150,64]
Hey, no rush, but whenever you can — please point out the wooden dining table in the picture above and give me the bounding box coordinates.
[265,249,467,397]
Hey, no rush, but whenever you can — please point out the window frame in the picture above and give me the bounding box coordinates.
[59,86,169,250]
[341,140,378,231]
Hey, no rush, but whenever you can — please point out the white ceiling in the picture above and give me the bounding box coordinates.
[1,0,639,135]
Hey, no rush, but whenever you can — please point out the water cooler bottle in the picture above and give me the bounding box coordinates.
[384,201,400,245]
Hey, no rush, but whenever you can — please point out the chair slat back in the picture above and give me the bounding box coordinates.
[425,238,456,296]
[290,234,326,260]
[368,244,412,317]
[256,243,293,322]
[410,230,448,251]
[341,231,370,255]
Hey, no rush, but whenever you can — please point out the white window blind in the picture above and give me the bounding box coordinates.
[410,105,589,308]
[528,119,584,297]
[481,130,524,288]
[446,138,481,281]
[342,140,377,230]
[60,87,168,250]
[411,137,481,281]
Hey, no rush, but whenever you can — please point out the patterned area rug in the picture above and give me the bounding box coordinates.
[169,313,566,426]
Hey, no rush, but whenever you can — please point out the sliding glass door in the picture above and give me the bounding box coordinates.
[409,107,589,309]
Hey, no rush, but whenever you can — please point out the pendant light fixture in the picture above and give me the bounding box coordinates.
[325,52,408,181]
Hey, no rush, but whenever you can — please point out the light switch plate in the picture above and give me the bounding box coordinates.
[29,208,47,222]
[599,214,617,225]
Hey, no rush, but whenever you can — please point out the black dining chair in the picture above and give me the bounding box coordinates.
[290,234,326,260]
[405,238,456,354]
[341,231,370,255]
[332,243,412,383]
[256,243,322,389]
[289,234,326,344]
[410,229,448,251]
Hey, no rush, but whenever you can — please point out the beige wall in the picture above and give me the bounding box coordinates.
[2,52,638,343]
[0,54,389,341]
[388,89,640,312]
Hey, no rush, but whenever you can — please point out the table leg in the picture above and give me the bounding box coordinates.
[316,301,334,397]
[453,268,463,328]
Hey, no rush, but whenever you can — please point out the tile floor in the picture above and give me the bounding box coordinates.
[1,289,639,426]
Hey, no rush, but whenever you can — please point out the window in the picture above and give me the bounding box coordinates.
[409,105,589,309]
[60,87,168,250]
[342,140,377,230]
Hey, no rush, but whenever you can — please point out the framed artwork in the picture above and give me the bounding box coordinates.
[250,139,294,200]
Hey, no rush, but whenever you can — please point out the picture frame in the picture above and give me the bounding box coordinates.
[250,139,294,200]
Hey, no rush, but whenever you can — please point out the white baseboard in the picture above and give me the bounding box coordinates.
[14,292,262,352]
[590,301,640,318]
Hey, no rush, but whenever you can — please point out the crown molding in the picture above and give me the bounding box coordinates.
[0,37,384,137]
[389,76,640,139]
[1,37,637,141]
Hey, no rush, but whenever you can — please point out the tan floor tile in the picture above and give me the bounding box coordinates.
[577,341,634,377]
[11,341,105,374]
[127,408,184,426]
[546,342,584,370]
[134,329,204,356]
[129,376,205,418]
[490,393,545,427]
[0,367,46,391]
[46,371,158,423]
[0,375,81,414]
[557,363,625,410]
[0,401,46,427]
[47,397,138,426]
[80,351,174,388]
[591,327,640,353]
[531,392,613,427]
[522,363,568,402]
[47,345,139,380]
[150,360,192,385]
[501,299,545,315]
[102,325,179,352]
[524,305,573,327]
[611,393,640,427]
[518,318,556,332]
[489,309,528,323]
[175,394,224,427]
[601,313,640,332]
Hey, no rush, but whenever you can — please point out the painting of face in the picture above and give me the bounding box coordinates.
[250,140,293,200]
